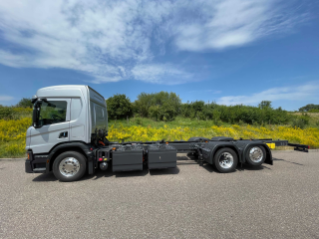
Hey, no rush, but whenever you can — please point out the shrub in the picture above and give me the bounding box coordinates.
[291,115,310,129]
[135,91,181,121]
[0,106,13,120]
[258,101,272,109]
[299,104,319,112]
[134,117,143,126]
[196,111,206,120]
[16,98,33,108]
[106,94,133,120]
[214,119,222,126]
[212,109,221,122]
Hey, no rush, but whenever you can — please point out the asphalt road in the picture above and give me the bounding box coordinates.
[0,151,319,239]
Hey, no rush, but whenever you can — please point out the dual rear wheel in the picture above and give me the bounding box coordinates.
[213,145,266,173]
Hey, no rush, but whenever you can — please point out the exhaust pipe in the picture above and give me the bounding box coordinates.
[99,162,108,171]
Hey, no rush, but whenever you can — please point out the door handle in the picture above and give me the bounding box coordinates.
[59,131,68,138]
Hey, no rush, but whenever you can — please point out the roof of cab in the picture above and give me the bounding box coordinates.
[36,85,104,100]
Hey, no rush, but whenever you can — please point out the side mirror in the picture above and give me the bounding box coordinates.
[32,102,41,128]
[32,107,38,128]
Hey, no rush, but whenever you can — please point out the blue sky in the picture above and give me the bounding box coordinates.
[0,0,318,110]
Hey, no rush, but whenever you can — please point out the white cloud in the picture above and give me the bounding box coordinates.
[132,64,193,84]
[207,90,222,94]
[217,82,319,106]
[174,0,308,51]
[0,0,309,84]
[0,95,14,104]
[190,89,222,94]
[0,50,31,68]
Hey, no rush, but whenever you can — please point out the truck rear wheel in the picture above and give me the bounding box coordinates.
[53,151,87,182]
[245,145,266,166]
[214,148,238,173]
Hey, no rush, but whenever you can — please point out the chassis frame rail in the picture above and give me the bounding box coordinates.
[112,138,309,152]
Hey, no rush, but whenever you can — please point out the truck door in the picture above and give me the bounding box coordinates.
[30,98,71,154]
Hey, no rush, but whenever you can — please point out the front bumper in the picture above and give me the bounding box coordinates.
[25,159,46,173]
[25,159,33,173]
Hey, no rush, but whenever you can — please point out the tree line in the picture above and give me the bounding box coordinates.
[106,92,312,127]
[299,104,319,113]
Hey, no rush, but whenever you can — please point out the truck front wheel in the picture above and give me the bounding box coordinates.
[53,151,87,182]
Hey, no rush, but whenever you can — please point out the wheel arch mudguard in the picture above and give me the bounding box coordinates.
[46,142,95,174]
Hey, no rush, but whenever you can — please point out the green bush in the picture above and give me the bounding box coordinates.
[299,104,319,112]
[106,94,133,120]
[214,119,222,126]
[196,111,206,120]
[178,100,299,125]
[16,98,33,108]
[258,100,272,109]
[0,106,13,119]
[134,117,143,126]
[134,93,152,117]
[291,114,310,129]
[135,91,181,121]
[149,105,160,121]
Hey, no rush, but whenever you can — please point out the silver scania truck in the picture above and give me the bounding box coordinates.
[25,85,309,182]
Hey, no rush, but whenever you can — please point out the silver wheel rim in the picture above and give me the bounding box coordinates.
[219,152,234,169]
[249,147,263,163]
[59,157,81,177]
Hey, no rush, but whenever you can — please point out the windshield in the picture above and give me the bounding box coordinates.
[34,100,67,127]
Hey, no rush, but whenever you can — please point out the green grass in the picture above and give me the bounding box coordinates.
[0,141,26,158]
[110,114,319,129]
[109,116,231,129]
[292,112,319,127]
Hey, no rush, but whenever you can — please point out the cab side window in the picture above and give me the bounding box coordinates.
[39,101,67,126]
[95,104,106,128]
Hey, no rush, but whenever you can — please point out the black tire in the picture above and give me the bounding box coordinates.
[53,151,87,182]
[213,148,238,173]
[245,145,266,166]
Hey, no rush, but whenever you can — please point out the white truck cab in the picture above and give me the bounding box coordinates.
[26,85,108,154]
[25,85,108,181]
